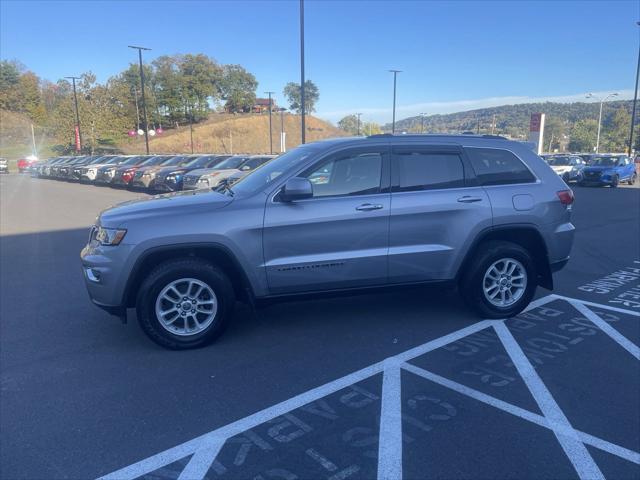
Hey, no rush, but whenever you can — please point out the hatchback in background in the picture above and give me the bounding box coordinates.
[69,156,104,181]
[545,154,586,183]
[579,154,637,187]
[152,154,227,192]
[0,158,8,174]
[54,156,86,179]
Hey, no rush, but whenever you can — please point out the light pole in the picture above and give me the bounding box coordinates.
[419,112,427,133]
[586,92,619,153]
[389,70,401,133]
[628,21,640,156]
[279,108,287,152]
[128,45,151,154]
[65,76,82,152]
[356,113,362,135]
[265,91,274,154]
[299,0,306,144]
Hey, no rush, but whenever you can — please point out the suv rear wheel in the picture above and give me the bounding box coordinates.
[461,241,537,319]
[136,258,235,349]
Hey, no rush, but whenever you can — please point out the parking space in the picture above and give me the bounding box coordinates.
[1,174,639,480]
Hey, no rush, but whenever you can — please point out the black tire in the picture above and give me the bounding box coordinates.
[611,175,619,188]
[460,240,537,319]
[562,172,570,183]
[136,258,235,349]
[628,173,637,185]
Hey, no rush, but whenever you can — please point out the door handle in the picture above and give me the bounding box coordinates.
[457,196,483,203]
[356,203,384,211]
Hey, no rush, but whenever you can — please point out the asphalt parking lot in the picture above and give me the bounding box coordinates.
[1,173,639,480]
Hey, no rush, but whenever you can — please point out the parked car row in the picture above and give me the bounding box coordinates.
[30,153,277,193]
[542,153,637,187]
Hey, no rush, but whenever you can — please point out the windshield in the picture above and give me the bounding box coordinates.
[591,156,619,166]
[232,144,319,194]
[120,156,144,165]
[140,155,171,166]
[184,155,220,169]
[160,155,191,167]
[548,156,571,166]
[213,156,248,170]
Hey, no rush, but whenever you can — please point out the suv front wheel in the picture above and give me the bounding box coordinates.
[136,258,235,349]
[461,241,537,319]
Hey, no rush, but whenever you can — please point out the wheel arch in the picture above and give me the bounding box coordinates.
[124,243,255,308]
[457,225,553,290]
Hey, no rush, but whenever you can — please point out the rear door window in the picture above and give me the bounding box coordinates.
[392,149,465,192]
[465,147,535,186]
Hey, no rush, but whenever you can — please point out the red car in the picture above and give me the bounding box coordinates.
[17,157,37,173]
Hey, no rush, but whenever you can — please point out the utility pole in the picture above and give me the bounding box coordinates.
[30,124,37,158]
[389,70,401,133]
[299,0,306,143]
[279,108,287,152]
[128,45,151,154]
[586,92,618,153]
[188,102,194,154]
[65,76,82,152]
[356,113,362,135]
[419,112,427,133]
[265,91,274,154]
[628,21,640,156]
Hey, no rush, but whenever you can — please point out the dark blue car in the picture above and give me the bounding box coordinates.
[579,154,637,187]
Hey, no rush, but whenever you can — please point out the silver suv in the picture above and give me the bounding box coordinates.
[81,135,575,349]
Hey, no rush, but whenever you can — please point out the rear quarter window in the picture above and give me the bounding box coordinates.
[465,147,536,186]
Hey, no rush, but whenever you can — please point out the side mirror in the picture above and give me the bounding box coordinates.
[281,177,313,202]
[241,165,251,171]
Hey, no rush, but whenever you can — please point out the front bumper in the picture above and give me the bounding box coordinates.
[81,241,134,318]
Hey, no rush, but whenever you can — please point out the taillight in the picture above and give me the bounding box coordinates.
[557,190,574,206]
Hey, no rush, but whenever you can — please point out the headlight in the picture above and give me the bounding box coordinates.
[95,227,127,246]
[198,177,210,186]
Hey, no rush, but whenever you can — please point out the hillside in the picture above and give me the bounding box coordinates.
[120,113,346,155]
[0,110,55,159]
[384,100,634,138]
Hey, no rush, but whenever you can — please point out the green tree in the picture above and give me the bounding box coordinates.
[220,64,257,113]
[542,116,565,152]
[362,121,382,135]
[337,114,359,134]
[0,60,22,110]
[179,54,222,119]
[568,119,598,152]
[283,80,319,113]
[601,108,631,152]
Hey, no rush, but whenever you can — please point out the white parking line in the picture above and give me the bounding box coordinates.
[570,300,640,360]
[495,322,604,480]
[377,359,403,480]
[401,363,640,465]
[99,295,639,480]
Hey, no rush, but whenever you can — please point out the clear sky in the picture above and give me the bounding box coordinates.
[1,0,638,124]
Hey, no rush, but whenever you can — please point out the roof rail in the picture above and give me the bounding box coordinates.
[367,133,508,140]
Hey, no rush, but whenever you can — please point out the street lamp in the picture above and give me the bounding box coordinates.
[389,70,402,133]
[419,112,427,133]
[128,45,151,154]
[586,92,619,153]
[265,91,274,154]
[356,113,362,136]
[299,0,306,144]
[279,108,287,152]
[65,76,82,152]
[628,21,640,156]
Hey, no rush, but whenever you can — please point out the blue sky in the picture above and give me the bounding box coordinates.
[1,0,638,124]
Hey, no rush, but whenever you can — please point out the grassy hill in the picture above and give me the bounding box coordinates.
[384,100,634,139]
[0,110,56,161]
[120,113,346,155]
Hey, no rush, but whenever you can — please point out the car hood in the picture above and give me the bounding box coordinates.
[99,189,233,226]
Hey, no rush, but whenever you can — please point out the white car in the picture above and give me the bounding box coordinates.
[544,155,586,183]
